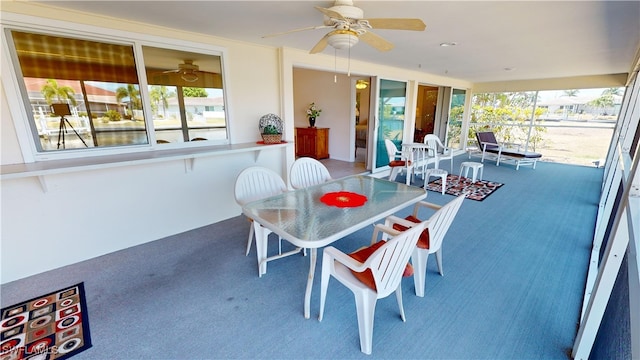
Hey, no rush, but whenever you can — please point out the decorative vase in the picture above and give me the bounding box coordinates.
[308,117,316,127]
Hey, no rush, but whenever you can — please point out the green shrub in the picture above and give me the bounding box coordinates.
[104,110,122,122]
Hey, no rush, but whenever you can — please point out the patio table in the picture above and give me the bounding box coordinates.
[242,174,426,319]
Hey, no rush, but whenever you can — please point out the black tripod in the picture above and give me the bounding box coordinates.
[57,115,88,149]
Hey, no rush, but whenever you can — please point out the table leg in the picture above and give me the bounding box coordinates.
[254,222,268,277]
[304,248,318,319]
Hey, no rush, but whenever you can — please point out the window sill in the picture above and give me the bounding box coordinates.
[1,141,291,191]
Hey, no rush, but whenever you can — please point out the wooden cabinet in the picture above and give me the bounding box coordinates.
[295,127,329,159]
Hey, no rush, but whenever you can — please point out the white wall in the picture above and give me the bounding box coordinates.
[0,5,290,283]
[293,68,353,161]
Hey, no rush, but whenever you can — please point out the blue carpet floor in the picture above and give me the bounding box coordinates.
[1,159,603,359]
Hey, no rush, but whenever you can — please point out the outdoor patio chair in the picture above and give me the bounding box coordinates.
[319,221,426,354]
[423,134,454,172]
[385,139,414,185]
[234,166,303,276]
[289,157,332,189]
[384,193,466,297]
[475,131,542,170]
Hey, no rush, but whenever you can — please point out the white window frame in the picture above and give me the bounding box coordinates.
[1,12,231,163]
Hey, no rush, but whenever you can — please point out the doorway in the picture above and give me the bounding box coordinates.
[415,85,439,143]
[355,77,371,168]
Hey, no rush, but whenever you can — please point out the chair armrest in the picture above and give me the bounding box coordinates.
[371,223,402,243]
[481,141,502,151]
[384,215,416,229]
[323,246,369,272]
[412,201,441,216]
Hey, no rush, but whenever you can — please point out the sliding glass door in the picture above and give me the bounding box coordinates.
[446,88,466,149]
[372,79,408,171]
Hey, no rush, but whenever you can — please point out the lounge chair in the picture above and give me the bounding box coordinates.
[473,131,542,170]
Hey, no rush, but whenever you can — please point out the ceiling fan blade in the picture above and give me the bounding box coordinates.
[162,69,180,74]
[314,6,346,21]
[359,31,394,52]
[365,18,426,31]
[309,33,330,54]
[262,25,332,38]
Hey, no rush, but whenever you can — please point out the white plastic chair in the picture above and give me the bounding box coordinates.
[289,157,332,189]
[384,139,413,185]
[318,221,425,355]
[411,143,438,181]
[385,193,465,297]
[234,166,303,276]
[423,134,454,172]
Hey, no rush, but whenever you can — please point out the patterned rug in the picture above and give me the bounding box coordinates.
[426,174,504,201]
[1,283,91,360]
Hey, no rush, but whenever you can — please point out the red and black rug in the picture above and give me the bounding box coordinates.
[1,283,91,360]
[426,174,504,201]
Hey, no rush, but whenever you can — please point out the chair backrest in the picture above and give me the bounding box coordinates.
[476,131,500,150]
[384,139,400,163]
[289,157,332,189]
[423,134,444,155]
[234,166,288,206]
[425,193,465,251]
[366,222,425,297]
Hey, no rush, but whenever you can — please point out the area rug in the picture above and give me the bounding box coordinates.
[426,174,504,201]
[1,283,91,360]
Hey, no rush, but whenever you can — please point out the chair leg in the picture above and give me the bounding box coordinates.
[435,249,444,276]
[354,291,377,355]
[395,285,406,322]
[412,248,429,297]
[389,167,400,182]
[245,221,254,256]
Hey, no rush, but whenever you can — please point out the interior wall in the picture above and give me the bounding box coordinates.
[0,86,23,165]
[292,67,352,161]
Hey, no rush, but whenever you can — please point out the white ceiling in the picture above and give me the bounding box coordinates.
[32,1,640,84]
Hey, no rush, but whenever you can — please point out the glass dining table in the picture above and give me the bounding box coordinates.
[241,174,427,319]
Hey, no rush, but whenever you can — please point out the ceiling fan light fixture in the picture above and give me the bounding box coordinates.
[180,72,199,82]
[327,30,359,50]
[355,79,368,89]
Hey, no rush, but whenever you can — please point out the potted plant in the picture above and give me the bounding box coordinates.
[306,102,322,127]
[259,113,283,144]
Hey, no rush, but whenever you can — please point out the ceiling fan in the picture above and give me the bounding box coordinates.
[163,60,201,82]
[263,0,426,54]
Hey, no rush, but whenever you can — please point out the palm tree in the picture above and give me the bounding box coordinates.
[588,95,615,116]
[563,89,580,97]
[149,85,174,117]
[115,84,141,115]
[601,87,622,96]
[41,79,77,106]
